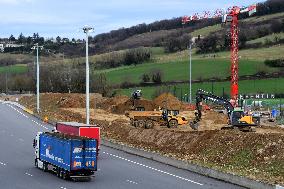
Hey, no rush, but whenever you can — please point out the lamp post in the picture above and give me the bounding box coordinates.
[83,26,94,125]
[31,43,43,113]
[189,42,192,104]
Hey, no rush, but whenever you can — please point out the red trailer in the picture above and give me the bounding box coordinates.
[55,122,101,148]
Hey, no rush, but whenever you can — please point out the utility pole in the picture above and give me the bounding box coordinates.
[5,63,8,94]
[83,26,94,125]
[189,43,192,103]
[36,44,39,113]
[32,43,43,113]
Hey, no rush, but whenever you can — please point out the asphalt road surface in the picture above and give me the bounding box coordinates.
[0,102,246,189]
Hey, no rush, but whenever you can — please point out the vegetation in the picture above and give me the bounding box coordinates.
[118,78,284,100]
[0,64,28,74]
[99,49,279,85]
[265,59,284,67]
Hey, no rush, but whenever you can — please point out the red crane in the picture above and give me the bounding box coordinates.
[182,4,257,106]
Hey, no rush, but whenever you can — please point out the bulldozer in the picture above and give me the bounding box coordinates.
[190,89,260,132]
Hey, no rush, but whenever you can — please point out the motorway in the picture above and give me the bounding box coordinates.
[0,102,245,189]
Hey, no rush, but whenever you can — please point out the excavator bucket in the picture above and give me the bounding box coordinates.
[189,121,199,130]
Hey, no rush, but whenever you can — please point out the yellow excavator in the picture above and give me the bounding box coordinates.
[190,89,260,132]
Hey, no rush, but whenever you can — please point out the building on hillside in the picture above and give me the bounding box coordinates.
[5,43,24,48]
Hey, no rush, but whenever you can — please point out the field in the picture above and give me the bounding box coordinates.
[191,24,222,37]
[98,46,283,85]
[247,32,284,45]
[0,64,28,74]
[118,78,284,100]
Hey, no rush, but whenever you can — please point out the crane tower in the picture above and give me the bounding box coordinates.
[182,4,257,106]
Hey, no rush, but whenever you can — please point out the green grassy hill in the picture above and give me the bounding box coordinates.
[0,64,28,74]
[118,78,284,100]
[98,46,283,85]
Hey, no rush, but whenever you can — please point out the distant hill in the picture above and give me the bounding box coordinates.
[90,0,284,53]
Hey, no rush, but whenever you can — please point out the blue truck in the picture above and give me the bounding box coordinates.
[33,132,98,180]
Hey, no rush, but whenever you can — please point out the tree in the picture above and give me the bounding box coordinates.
[271,20,282,33]
[239,31,247,49]
[196,34,218,53]
[151,69,163,84]
[18,33,26,44]
[141,73,150,83]
[9,35,16,42]
[56,36,61,44]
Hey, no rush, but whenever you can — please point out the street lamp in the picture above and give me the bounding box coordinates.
[31,43,43,113]
[82,26,94,125]
[188,41,193,104]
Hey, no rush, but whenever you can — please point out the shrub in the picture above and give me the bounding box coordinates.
[264,59,284,67]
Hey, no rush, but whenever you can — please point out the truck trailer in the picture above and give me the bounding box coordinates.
[33,132,98,180]
[56,122,101,148]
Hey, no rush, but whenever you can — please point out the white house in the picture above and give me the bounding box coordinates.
[5,43,24,48]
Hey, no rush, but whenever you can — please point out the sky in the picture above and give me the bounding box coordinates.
[0,0,264,39]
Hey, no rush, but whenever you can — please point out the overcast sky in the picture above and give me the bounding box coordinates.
[0,0,264,39]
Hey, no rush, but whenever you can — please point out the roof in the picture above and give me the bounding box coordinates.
[57,122,99,128]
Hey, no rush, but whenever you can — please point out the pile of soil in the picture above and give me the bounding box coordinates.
[205,111,228,124]
[112,98,158,114]
[97,95,129,111]
[20,93,105,109]
[154,93,182,110]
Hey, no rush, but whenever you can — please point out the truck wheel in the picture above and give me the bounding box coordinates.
[34,159,38,168]
[43,162,48,172]
[56,168,61,177]
[62,171,69,180]
[59,169,64,178]
[138,120,145,128]
[145,120,154,129]
[133,119,138,127]
[168,119,178,128]
[130,118,134,126]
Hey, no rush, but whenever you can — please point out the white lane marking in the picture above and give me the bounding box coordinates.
[60,187,67,189]
[126,179,138,185]
[31,119,49,130]
[103,152,203,186]
[25,172,33,177]
[6,104,49,130]
[0,161,7,166]
[7,105,28,118]
[19,138,24,142]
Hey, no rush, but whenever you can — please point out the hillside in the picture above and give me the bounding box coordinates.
[0,4,283,96]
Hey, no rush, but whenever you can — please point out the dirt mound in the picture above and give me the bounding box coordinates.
[97,95,129,111]
[154,93,182,110]
[20,93,105,110]
[205,111,228,124]
[112,98,158,114]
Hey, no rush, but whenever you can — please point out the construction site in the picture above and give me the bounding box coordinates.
[0,0,283,188]
[13,91,284,185]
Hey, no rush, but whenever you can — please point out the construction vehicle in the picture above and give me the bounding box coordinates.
[126,109,188,129]
[126,104,188,129]
[189,89,260,132]
[131,90,145,111]
[33,132,98,180]
[127,89,188,128]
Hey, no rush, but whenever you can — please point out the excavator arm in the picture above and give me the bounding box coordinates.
[190,89,234,130]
